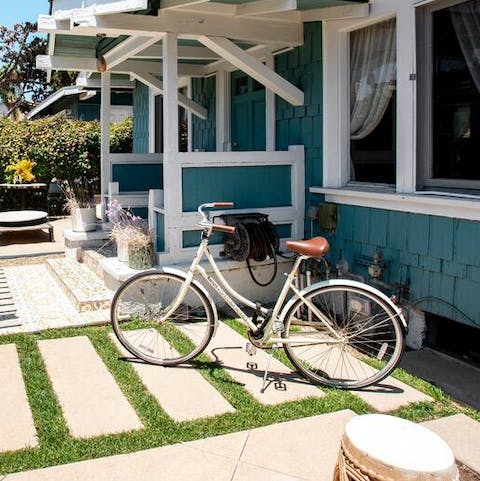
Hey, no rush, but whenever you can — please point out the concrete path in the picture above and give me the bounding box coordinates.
[423,414,480,474]
[5,410,356,481]
[181,322,325,405]
[38,336,143,438]
[0,344,38,452]
[111,333,235,422]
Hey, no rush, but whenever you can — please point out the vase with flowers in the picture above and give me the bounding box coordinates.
[53,177,98,232]
[106,199,154,269]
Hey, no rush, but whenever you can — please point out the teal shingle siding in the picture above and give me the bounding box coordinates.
[192,77,216,151]
[133,81,149,153]
[320,205,480,327]
[112,164,163,192]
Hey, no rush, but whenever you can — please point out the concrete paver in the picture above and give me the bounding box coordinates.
[185,431,249,460]
[5,411,355,481]
[422,414,480,474]
[111,333,235,421]
[0,344,38,452]
[181,321,325,405]
[352,375,433,412]
[38,336,142,438]
[240,409,355,480]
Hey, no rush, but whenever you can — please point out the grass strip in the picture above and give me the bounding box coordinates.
[0,321,478,475]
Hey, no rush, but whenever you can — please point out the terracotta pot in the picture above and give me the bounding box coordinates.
[71,207,96,232]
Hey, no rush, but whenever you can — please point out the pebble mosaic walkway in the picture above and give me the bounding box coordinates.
[0,344,38,453]
[38,336,143,438]
[0,267,20,329]
[111,333,236,422]
[1,264,109,334]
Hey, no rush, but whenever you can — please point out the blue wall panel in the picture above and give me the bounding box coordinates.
[192,77,216,151]
[156,212,165,252]
[112,164,163,192]
[133,81,149,153]
[182,165,292,212]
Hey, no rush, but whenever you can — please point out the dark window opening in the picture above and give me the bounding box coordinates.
[432,2,480,180]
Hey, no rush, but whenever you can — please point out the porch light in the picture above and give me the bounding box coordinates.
[96,55,107,72]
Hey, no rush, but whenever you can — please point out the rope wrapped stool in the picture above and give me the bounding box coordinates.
[333,415,459,481]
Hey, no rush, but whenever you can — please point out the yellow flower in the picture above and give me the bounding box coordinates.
[5,159,36,184]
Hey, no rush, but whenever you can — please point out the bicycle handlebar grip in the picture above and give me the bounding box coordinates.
[212,202,234,208]
[212,224,236,234]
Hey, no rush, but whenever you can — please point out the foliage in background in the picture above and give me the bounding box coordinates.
[0,23,76,119]
[0,116,133,184]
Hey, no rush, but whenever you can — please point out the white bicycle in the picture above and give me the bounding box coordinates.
[111,202,406,390]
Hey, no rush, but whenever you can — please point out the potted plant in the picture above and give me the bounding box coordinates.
[54,177,98,232]
[107,199,154,269]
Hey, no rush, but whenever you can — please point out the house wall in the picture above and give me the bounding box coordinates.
[133,81,150,153]
[191,77,216,152]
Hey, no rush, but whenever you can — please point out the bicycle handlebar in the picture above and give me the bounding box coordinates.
[197,202,235,234]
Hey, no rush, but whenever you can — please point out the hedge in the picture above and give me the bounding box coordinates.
[0,116,133,184]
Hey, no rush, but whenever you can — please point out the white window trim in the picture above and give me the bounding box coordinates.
[319,0,480,221]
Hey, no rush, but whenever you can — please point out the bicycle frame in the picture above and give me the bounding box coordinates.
[161,231,344,348]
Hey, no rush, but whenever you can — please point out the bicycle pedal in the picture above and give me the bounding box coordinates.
[274,380,287,391]
[246,361,258,370]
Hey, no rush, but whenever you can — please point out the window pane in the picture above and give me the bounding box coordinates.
[350,20,397,184]
[432,1,480,180]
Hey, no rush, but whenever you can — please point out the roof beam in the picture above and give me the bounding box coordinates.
[301,3,370,21]
[204,44,272,74]
[134,45,219,60]
[236,0,297,17]
[160,0,209,10]
[130,72,208,120]
[37,55,206,76]
[198,36,304,106]
[103,35,163,69]
[68,11,303,46]
[76,72,135,88]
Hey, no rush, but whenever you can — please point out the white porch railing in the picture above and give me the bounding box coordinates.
[150,145,305,263]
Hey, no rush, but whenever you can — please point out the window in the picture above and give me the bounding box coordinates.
[350,20,397,185]
[419,0,480,190]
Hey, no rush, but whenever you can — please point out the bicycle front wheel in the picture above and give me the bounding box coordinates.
[282,283,404,389]
[111,271,215,366]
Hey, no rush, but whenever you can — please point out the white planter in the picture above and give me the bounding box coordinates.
[71,207,97,232]
[117,238,129,263]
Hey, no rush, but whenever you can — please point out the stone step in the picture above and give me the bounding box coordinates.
[0,267,21,330]
[180,322,325,405]
[0,344,38,452]
[83,246,116,281]
[422,414,480,474]
[46,257,113,312]
[110,334,235,422]
[38,336,143,438]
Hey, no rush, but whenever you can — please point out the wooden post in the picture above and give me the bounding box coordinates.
[162,33,180,253]
[265,53,276,152]
[100,72,111,220]
[216,69,231,152]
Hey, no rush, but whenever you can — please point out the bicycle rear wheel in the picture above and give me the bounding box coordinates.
[282,283,405,389]
[111,271,215,366]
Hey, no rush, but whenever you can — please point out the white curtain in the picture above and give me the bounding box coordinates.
[450,0,480,93]
[350,19,397,140]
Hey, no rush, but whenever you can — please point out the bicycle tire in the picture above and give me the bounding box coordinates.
[282,283,405,389]
[111,270,215,366]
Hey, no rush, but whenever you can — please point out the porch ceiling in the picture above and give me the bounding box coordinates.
[200,0,367,8]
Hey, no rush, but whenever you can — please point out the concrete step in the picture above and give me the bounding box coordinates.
[38,336,143,438]
[0,267,21,330]
[46,257,113,312]
[83,246,115,281]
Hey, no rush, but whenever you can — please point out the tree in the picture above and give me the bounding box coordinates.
[0,22,75,119]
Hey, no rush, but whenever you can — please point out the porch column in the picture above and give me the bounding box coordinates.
[265,53,276,152]
[100,71,111,220]
[216,69,231,152]
[162,33,180,253]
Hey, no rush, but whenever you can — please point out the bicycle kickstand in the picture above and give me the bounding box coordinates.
[260,344,286,393]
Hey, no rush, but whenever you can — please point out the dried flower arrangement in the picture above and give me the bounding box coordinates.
[52,177,98,213]
[106,199,152,248]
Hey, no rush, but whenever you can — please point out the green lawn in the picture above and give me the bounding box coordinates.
[0,320,478,475]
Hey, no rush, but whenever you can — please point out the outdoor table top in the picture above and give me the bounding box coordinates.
[0,183,47,189]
